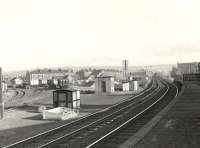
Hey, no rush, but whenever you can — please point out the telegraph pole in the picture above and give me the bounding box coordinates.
[0,67,4,119]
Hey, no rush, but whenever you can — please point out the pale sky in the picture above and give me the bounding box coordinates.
[1,0,200,71]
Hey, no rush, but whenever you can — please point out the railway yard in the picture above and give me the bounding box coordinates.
[2,0,200,147]
[0,78,177,148]
[1,78,200,148]
[0,85,143,147]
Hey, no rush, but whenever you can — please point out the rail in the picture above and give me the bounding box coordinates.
[4,78,159,148]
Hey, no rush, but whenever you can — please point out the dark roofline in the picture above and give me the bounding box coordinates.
[177,62,199,65]
[30,69,69,74]
[10,77,24,81]
[52,75,69,79]
[122,80,137,83]
[53,88,78,92]
[96,75,113,78]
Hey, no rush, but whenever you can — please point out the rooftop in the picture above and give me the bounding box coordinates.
[30,69,69,74]
[53,88,78,92]
[52,75,69,80]
[96,73,113,78]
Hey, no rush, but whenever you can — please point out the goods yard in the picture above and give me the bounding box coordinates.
[2,77,180,148]
[0,83,143,147]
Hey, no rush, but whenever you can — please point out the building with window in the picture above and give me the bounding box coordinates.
[122,80,138,92]
[171,62,200,82]
[27,69,70,86]
[53,89,80,109]
[177,62,200,74]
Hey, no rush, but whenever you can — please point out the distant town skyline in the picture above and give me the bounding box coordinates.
[1,0,200,71]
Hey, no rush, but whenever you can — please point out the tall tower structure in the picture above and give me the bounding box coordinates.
[122,60,128,81]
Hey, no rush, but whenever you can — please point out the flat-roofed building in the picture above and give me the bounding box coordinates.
[132,80,138,91]
[53,89,80,109]
[171,62,200,82]
[177,62,200,74]
[122,80,138,92]
[122,81,129,91]
[95,75,115,93]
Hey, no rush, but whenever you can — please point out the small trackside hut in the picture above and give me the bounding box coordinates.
[53,89,80,109]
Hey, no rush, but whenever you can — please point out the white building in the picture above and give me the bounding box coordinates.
[52,75,74,86]
[95,75,115,93]
[122,80,138,92]
[27,69,70,86]
[132,81,138,91]
[122,81,130,91]
[10,77,24,87]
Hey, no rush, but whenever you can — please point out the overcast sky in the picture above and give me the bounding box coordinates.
[0,0,200,71]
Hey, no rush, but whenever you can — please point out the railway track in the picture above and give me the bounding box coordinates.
[4,89,26,108]
[87,80,178,148]
[10,89,25,99]
[16,89,25,99]
[4,78,166,148]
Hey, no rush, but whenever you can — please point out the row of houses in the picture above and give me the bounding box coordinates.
[0,69,73,89]
[3,68,145,95]
[26,69,74,86]
[25,69,141,93]
[1,69,102,90]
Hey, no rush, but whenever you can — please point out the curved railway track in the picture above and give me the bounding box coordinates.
[87,80,178,148]
[11,89,25,99]
[5,89,25,100]
[16,89,25,99]
[4,89,26,108]
[4,78,171,148]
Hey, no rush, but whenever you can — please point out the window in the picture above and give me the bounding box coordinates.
[58,93,66,101]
